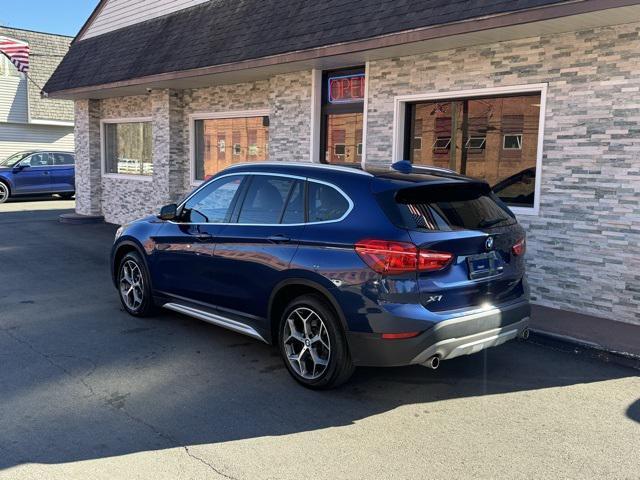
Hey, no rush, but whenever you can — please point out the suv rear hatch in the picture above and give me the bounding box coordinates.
[375,178,527,313]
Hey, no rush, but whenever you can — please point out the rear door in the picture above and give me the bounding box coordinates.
[50,153,75,192]
[12,153,52,193]
[381,181,527,313]
[210,174,305,321]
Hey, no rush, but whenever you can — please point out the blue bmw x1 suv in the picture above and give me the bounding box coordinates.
[111,162,530,388]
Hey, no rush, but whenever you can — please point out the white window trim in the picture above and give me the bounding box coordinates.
[100,117,154,182]
[503,133,523,150]
[392,83,547,216]
[465,136,487,149]
[189,109,270,186]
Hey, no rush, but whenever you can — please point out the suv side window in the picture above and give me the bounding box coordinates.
[181,175,245,223]
[237,175,297,224]
[308,181,350,223]
[23,153,52,167]
[52,153,75,166]
[281,180,304,224]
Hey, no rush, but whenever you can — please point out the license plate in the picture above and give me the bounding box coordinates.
[467,251,502,280]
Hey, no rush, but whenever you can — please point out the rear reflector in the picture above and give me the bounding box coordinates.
[355,239,453,274]
[512,238,526,256]
[381,332,422,340]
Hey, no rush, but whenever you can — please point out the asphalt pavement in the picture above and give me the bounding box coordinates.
[0,201,638,480]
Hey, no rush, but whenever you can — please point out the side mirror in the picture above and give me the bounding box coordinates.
[159,203,178,221]
[13,163,29,173]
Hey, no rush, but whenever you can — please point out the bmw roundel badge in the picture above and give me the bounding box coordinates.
[485,236,494,251]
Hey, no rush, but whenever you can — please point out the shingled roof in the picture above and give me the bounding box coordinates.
[45,0,572,94]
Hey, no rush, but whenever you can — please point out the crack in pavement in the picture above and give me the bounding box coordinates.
[0,327,96,398]
[0,326,240,479]
[184,446,241,480]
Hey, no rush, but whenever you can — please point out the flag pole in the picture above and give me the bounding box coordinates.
[0,51,47,97]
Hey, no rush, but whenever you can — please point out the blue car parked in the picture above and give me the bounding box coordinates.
[111,162,530,389]
[0,150,75,204]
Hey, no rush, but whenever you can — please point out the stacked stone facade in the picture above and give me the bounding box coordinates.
[74,23,639,324]
[365,22,640,324]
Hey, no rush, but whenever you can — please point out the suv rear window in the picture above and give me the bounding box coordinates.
[378,182,515,231]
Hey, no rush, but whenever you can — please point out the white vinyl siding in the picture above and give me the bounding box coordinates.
[0,76,28,124]
[80,0,210,40]
[0,124,74,160]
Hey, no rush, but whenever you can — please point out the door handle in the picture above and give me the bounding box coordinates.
[193,233,213,241]
[43,171,50,175]
[268,234,291,243]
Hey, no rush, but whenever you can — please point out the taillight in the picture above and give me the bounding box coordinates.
[512,238,526,256]
[355,239,453,274]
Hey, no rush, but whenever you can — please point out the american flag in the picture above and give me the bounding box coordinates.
[0,36,30,74]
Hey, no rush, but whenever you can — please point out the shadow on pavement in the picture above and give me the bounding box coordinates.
[0,208,637,469]
[627,399,640,423]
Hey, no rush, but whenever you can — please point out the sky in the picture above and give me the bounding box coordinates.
[0,0,100,37]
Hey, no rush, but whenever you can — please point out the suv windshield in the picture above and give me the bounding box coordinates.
[378,182,516,231]
[0,152,32,167]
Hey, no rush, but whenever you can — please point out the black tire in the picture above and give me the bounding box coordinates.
[58,193,75,200]
[117,251,156,317]
[279,294,355,389]
[0,181,10,204]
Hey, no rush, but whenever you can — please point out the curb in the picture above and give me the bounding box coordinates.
[59,213,105,225]
[527,329,640,371]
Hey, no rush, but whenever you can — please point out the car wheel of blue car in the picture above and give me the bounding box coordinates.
[279,294,354,389]
[118,251,155,317]
[0,182,9,204]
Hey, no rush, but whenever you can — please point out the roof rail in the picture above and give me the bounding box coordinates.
[225,162,373,176]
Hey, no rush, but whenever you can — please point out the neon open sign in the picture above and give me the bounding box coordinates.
[328,73,366,104]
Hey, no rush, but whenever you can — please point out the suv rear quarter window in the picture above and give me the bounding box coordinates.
[308,182,350,223]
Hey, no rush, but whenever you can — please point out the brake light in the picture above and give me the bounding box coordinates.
[512,238,526,256]
[355,239,453,274]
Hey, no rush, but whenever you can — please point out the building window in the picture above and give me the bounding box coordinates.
[465,137,486,150]
[404,91,542,209]
[193,115,269,181]
[432,137,451,152]
[103,121,153,176]
[1,54,22,78]
[321,67,365,164]
[503,134,523,150]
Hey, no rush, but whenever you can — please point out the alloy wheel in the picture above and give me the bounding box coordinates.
[0,183,8,203]
[119,260,144,311]
[283,307,331,380]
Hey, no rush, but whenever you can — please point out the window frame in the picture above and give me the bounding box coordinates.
[173,172,353,226]
[100,117,154,181]
[392,83,547,216]
[503,134,523,150]
[189,109,270,187]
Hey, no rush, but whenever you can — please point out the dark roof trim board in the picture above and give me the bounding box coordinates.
[46,0,635,97]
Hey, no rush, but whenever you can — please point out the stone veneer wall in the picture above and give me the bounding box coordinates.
[365,22,640,324]
[75,71,313,226]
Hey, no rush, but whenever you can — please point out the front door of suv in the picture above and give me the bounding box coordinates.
[210,174,306,322]
[151,174,248,304]
[13,153,52,194]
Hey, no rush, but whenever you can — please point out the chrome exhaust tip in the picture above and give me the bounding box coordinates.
[425,355,440,370]
[520,328,530,340]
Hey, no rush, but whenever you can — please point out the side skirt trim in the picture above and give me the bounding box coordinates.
[163,302,268,343]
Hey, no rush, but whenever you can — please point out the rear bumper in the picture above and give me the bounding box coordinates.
[347,300,530,367]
